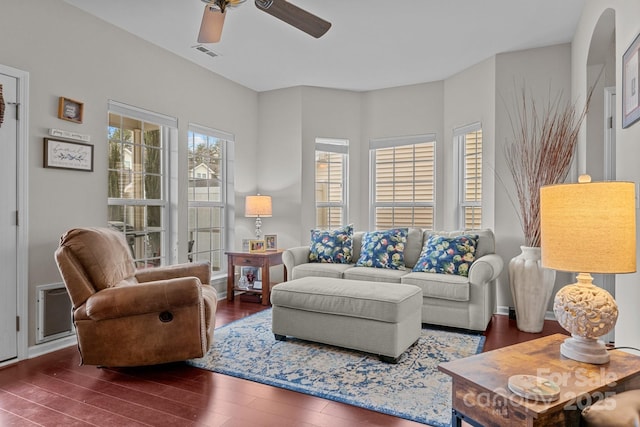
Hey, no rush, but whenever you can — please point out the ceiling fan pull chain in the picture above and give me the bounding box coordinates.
[0,84,5,127]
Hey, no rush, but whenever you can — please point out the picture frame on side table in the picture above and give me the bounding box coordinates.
[240,266,259,286]
[249,239,266,253]
[43,138,94,171]
[242,238,251,252]
[264,234,277,251]
[623,32,640,128]
[58,97,84,124]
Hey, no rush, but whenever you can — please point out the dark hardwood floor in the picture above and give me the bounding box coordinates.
[0,299,567,426]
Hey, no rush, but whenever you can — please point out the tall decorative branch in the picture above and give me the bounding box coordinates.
[504,85,594,248]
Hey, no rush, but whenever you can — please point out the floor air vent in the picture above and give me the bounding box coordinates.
[36,283,74,344]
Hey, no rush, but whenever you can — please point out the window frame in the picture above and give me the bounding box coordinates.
[314,138,349,229]
[187,123,234,275]
[454,122,483,229]
[369,134,436,229]
[107,100,177,268]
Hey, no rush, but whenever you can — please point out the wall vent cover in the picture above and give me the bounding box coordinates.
[36,283,74,344]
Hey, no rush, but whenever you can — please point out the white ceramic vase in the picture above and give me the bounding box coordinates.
[508,246,556,333]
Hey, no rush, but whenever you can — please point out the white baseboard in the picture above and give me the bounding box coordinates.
[496,305,556,321]
[28,335,77,359]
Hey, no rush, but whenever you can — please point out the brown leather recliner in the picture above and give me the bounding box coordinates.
[55,227,217,367]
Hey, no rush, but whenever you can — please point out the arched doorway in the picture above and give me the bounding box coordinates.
[585,8,616,344]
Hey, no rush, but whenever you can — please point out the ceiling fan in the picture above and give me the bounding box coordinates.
[197,0,331,43]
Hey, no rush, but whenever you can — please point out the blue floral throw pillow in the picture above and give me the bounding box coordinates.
[355,228,408,270]
[309,224,354,263]
[413,234,478,277]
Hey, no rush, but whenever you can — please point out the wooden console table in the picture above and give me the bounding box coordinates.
[438,334,640,426]
[225,250,287,305]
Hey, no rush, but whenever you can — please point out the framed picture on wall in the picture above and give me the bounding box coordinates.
[57,97,84,124]
[622,32,640,128]
[43,138,94,171]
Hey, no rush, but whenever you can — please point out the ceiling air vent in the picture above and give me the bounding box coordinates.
[192,45,219,58]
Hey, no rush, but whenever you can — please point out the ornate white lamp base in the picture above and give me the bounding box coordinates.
[560,335,610,364]
[553,273,618,365]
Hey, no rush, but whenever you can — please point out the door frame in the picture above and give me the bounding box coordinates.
[0,64,29,366]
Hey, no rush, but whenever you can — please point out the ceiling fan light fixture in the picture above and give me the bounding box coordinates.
[197,5,226,43]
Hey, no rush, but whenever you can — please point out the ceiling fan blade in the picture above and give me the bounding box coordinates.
[255,0,331,38]
[197,5,226,43]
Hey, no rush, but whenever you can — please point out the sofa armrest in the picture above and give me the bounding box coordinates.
[468,254,504,286]
[135,261,211,285]
[84,278,202,321]
[282,246,310,275]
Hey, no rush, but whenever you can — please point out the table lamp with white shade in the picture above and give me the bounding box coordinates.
[245,194,272,239]
[540,175,636,364]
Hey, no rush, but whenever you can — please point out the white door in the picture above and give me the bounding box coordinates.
[0,72,18,362]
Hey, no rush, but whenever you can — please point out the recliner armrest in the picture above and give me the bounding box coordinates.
[282,246,311,274]
[135,261,211,285]
[468,254,504,286]
[85,278,201,320]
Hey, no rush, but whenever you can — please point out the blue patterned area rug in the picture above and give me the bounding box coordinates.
[187,309,484,426]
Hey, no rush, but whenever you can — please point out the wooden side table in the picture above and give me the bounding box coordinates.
[438,334,640,426]
[225,250,287,306]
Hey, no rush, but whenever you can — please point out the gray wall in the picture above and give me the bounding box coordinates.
[572,0,640,351]
[494,44,574,311]
[361,82,445,230]
[1,0,259,347]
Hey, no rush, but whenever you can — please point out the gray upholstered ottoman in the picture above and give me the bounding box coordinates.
[270,277,422,362]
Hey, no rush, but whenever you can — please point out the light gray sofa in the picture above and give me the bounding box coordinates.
[282,228,503,331]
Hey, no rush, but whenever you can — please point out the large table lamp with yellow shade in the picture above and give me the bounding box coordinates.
[540,175,636,364]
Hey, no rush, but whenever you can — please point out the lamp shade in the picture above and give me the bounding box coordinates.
[197,6,225,43]
[245,195,272,217]
[540,176,636,274]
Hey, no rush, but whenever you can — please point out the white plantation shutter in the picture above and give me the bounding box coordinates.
[315,138,348,229]
[454,123,482,229]
[370,134,436,229]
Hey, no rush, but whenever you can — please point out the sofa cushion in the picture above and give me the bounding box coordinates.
[401,271,470,301]
[271,277,422,323]
[309,224,353,264]
[291,262,354,280]
[425,229,495,259]
[413,234,478,277]
[355,228,408,270]
[343,266,408,283]
[403,227,427,269]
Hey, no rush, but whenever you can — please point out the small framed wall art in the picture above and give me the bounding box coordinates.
[44,138,94,171]
[264,234,277,251]
[622,32,640,128]
[58,96,84,124]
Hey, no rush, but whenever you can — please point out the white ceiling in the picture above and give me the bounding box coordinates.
[64,0,587,92]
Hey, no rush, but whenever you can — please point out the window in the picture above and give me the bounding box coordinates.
[455,123,482,229]
[188,124,233,272]
[315,138,348,229]
[370,135,436,229]
[107,101,176,268]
